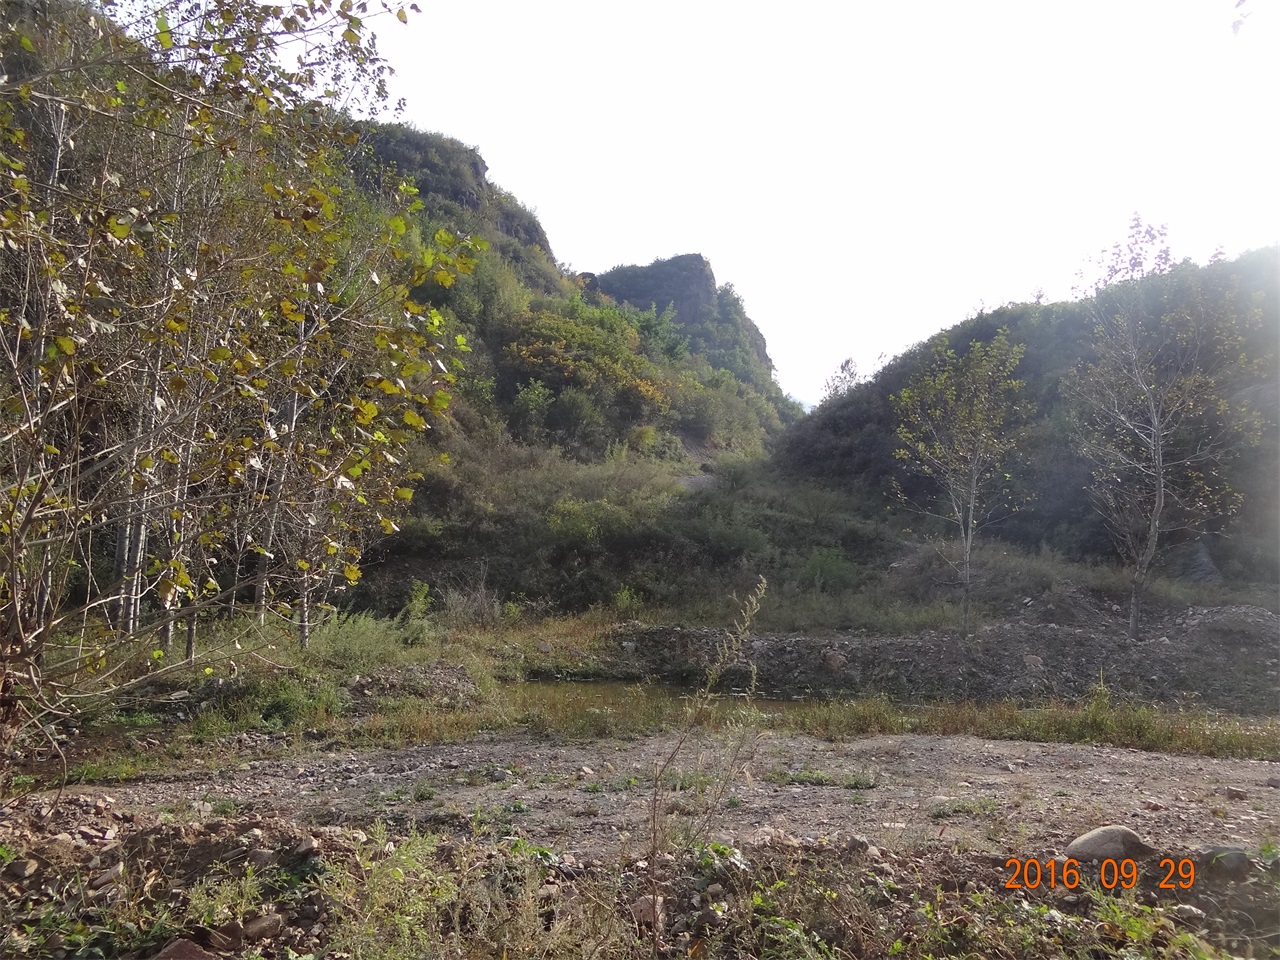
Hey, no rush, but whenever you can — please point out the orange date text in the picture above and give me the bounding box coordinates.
[1003,857,1196,890]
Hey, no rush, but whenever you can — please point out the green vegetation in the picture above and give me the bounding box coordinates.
[7,818,1255,960]
[2,4,1276,959]
[784,245,1277,590]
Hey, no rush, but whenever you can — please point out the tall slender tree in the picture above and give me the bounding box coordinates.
[1070,217,1262,639]
[892,329,1028,637]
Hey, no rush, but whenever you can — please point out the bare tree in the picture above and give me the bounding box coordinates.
[1070,217,1262,639]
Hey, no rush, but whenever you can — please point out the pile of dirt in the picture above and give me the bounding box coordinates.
[344,662,482,712]
[604,598,1280,714]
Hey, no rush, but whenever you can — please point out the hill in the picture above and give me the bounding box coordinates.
[595,254,775,395]
[780,247,1280,582]
[360,125,802,461]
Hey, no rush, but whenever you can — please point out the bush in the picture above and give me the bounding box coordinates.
[799,547,857,593]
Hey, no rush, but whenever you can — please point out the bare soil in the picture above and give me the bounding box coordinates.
[5,729,1279,953]
[25,729,1275,863]
[3,598,1278,955]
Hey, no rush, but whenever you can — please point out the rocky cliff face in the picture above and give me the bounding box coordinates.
[595,253,719,326]
[365,124,555,259]
[596,254,775,385]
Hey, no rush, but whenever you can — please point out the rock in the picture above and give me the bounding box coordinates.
[844,835,870,856]
[243,912,284,941]
[1268,776,1280,789]
[1172,904,1206,924]
[1198,846,1251,882]
[823,650,848,673]
[294,836,319,857]
[1065,825,1157,863]
[630,894,666,927]
[1140,799,1166,811]
[1224,786,1248,801]
[744,826,800,848]
[208,921,244,951]
[245,848,277,871]
[89,862,123,890]
[536,641,553,655]
[150,939,219,960]
[3,859,39,880]
[1023,655,1044,671]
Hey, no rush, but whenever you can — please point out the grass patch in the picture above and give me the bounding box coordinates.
[777,685,1279,760]
[3,829,1259,960]
[928,797,999,820]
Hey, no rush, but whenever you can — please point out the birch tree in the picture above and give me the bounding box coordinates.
[0,0,477,768]
[1070,218,1261,639]
[892,329,1028,637]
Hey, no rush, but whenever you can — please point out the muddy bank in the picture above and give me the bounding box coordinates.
[596,600,1280,714]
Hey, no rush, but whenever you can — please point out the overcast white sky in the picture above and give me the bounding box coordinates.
[371,1,1279,407]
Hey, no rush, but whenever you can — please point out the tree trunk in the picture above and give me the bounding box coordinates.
[297,582,311,649]
[185,610,196,663]
[1128,579,1141,640]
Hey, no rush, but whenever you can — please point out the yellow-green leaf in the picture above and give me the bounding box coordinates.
[156,11,173,49]
[55,336,77,355]
[343,562,362,582]
[353,398,378,425]
[403,409,425,429]
[396,7,408,22]
[394,487,414,501]
[209,345,232,362]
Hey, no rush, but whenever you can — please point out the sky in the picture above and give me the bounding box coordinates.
[370,1,1279,408]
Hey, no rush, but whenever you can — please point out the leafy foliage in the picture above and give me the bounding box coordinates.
[0,0,478,768]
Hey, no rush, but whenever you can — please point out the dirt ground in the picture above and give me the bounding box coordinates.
[5,728,1280,955]
[28,729,1272,862]
[3,597,1278,956]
